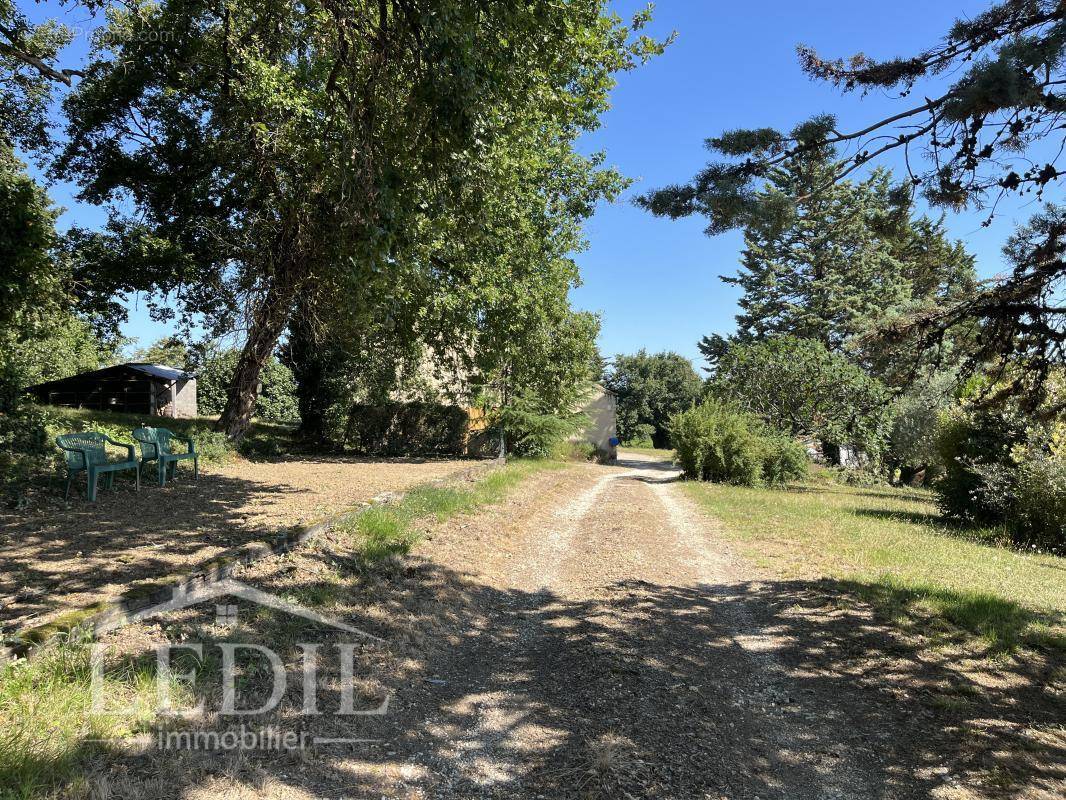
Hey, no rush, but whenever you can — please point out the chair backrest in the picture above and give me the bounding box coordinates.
[55,432,109,468]
[131,426,177,458]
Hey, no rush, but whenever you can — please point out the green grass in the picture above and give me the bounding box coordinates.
[619,445,674,459]
[683,480,1066,654]
[337,458,565,563]
[0,632,184,799]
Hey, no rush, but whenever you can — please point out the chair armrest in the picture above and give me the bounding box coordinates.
[174,434,196,454]
[104,437,136,462]
[56,442,88,470]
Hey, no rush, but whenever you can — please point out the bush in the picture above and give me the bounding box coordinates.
[935,409,1027,522]
[937,410,1065,551]
[497,401,585,459]
[343,402,470,456]
[670,400,807,486]
[972,452,1066,551]
[624,423,656,448]
[0,405,60,507]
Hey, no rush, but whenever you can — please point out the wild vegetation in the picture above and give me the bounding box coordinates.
[635,1,1066,551]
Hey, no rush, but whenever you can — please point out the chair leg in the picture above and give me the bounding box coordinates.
[89,469,99,502]
[158,461,167,487]
[105,472,114,490]
[193,457,199,481]
[64,474,72,501]
[135,464,140,493]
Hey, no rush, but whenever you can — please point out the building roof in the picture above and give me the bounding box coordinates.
[125,363,191,381]
[25,362,194,391]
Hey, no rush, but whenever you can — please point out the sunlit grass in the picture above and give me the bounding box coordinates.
[683,480,1066,653]
[619,445,674,459]
[0,633,184,799]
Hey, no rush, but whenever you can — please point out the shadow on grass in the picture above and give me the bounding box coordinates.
[851,507,1017,552]
[6,554,1064,800]
[839,574,1065,655]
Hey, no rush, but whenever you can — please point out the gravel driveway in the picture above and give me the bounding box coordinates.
[70,451,1065,799]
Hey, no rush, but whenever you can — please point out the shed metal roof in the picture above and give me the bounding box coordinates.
[25,362,194,391]
[125,363,191,381]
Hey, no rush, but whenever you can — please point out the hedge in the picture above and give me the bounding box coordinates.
[342,403,470,456]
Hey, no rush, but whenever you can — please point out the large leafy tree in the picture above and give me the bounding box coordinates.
[641,0,1066,413]
[604,350,703,447]
[282,17,650,443]
[709,337,892,456]
[58,0,664,440]
[0,0,79,153]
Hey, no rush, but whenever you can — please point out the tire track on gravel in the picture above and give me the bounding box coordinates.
[649,475,876,800]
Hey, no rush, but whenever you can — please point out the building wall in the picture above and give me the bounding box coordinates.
[574,387,618,461]
[151,378,198,418]
[173,379,198,418]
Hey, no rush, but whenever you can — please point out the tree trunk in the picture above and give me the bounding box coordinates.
[286,304,331,444]
[899,464,928,487]
[216,277,300,441]
[651,427,669,449]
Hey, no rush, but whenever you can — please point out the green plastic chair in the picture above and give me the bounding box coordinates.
[131,427,199,486]
[55,432,140,502]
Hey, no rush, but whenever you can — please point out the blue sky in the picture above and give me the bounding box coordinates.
[570,0,1045,366]
[30,0,1047,365]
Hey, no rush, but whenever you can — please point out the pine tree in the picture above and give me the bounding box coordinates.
[699,149,976,383]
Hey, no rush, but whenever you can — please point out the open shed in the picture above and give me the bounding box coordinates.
[25,363,198,418]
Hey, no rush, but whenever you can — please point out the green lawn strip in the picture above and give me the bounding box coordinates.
[0,632,186,800]
[619,446,674,459]
[682,481,1066,654]
[335,457,566,564]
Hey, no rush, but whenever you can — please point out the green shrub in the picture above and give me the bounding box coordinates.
[550,439,613,463]
[624,423,656,448]
[937,409,1065,551]
[343,402,469,456]
[0,405,63,507]
[971,452,1066,551]
[828,465,888,487]
[670,400,807,486]
[498,404,584,459]
[761,429,810,485]
[935,409,1027,522]
[484,390,587,459]
[193,430,233,462]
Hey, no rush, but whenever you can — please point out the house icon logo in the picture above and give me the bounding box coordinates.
[89,579,391,751]
[94,577,385,641]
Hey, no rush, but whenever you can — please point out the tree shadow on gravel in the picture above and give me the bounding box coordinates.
[57,555,1066,800]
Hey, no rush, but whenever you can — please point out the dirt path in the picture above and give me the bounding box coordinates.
[0,455,477,633]
[357,452,887,799]
[85,452,1062,799]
